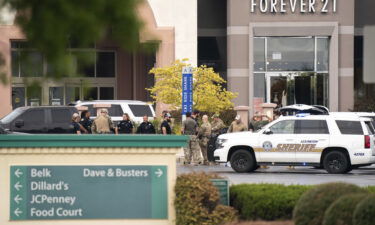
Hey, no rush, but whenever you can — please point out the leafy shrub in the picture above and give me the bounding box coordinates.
[353,97,375,112]
[230,184,312,220]
[353,194,375,225]
[175,172,237,225]
[364,185,375,193]
[293,183,364,225]
[322,194,368,225]
[219,109,237,126]
[170,109,182,124]
[151,118,162,134]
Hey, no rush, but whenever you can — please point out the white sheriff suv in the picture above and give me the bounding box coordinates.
[214,114,375,174]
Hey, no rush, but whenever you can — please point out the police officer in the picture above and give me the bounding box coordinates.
[91,108,115,134]
[182,112,202,165]
[228,115,247,133]
[137,115,155,134]
[192,110,200,124]
[116,113,134,134]
[161,113,172,135]
[80,110,92,134]
[198,115,211,165]
[211,114,225,135]
[72,113,82,135]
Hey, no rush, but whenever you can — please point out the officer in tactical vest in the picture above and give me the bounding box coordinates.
[182,112,202,165]
[228,115,247,133]
[211,113,225,135]
[198,115,211,165]
[91,108,115,134]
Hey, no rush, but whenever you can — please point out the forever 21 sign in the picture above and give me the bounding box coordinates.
[250,0,337,13]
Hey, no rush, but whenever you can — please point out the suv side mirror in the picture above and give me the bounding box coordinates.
[264,129,273,135]
[15,120,24,128]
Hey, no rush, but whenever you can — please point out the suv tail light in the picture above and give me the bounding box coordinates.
[365,135,371,149]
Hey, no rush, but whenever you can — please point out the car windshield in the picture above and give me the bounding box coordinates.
[0,108,24,124]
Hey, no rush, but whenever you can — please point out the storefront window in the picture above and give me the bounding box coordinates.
[263,72,328,108]
[11,50,43,77]
[49,87,64,106]
[96,52,115,77]
[11,51,19,77]
[11,41,43,77]
[317,38,329,71]
[267,37,315,71]
[99,87,114,100]
[83,87,98,101]
[12,87,25,109]
[254,73,266,99]
[65,87,80,105]
[72,51,95,77]
[26,86,42,106]
[253,36,329,108]
[254,38,265,71]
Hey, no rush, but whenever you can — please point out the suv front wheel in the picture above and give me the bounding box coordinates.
[230,149,256,173]
[323,151,350,174]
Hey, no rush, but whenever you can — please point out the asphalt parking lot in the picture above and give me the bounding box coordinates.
[177,163,375,187]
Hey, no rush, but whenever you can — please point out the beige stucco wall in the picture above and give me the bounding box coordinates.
[148,0,197,66]
[0,26,24,118]
[0,147,180,225]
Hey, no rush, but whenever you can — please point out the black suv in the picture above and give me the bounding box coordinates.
[0,106,78,134]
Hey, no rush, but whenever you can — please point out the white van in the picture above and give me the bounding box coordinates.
[74,100,155,124]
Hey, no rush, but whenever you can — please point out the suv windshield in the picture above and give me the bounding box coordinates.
[128,104,153,117]
[0,108,24,124]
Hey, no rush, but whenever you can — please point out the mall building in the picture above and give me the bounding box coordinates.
[198,0,375,116]
[1,0,375,118]
[0,0,197,117]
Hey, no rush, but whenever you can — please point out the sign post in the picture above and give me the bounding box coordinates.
[182,66,193,120]
[10,165,168,220]
[210,179,229,206]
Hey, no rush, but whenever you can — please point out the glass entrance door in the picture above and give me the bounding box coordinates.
[266,72,297,108]
[266,72,328,107]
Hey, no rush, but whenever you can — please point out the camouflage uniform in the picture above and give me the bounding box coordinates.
[198,121,211,164]
[92,115,114,134]
[228,121,247,133]
[211,118,225,135]
[183,117,202,164]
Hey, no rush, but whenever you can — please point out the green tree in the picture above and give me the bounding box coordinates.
[147,59,238,113]
[1,0,147,82]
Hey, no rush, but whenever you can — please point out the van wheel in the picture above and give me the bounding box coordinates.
[230,150,256,173]
[323,151,350,174]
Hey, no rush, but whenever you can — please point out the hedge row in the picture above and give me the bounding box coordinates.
[230,183,375,221]
[230,184,312,220]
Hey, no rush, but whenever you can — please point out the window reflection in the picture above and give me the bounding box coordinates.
[267,37,315,71]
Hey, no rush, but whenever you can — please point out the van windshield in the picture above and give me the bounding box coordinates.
[128,104,153,117]
[0,108,24,124]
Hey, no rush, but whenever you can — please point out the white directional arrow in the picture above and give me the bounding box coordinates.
[14,169,23,178]
[14,195,23,204]
[14,208,22,217]
[155,168,163,178]
[14,182,22,191]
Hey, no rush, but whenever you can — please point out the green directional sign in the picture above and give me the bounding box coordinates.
[10,166,168,220]
[210,179,229,206]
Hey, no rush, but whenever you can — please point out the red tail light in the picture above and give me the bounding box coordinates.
[365,135,371,149]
